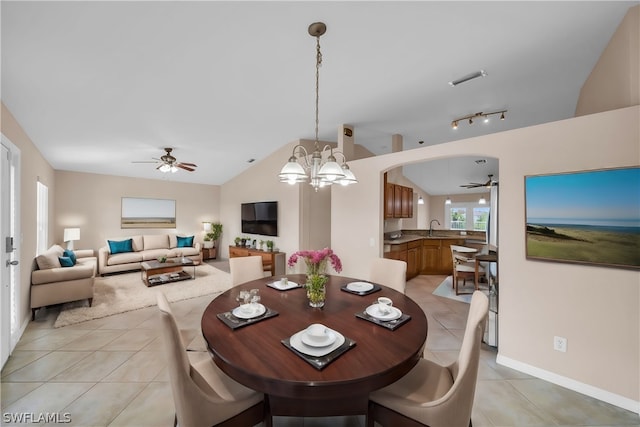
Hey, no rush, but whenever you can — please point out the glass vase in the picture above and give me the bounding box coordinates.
[306,274,327,308]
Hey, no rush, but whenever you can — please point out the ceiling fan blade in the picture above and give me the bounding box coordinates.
[132,161,159,164]
[179,162,197,167]
[460,184,482,188]
[176,164,195,172]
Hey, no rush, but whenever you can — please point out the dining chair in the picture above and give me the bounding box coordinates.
[230,255,264,287]
[450,246,484,295]
[156,293,265,427]
[369,257,407,294]
[367,291,489,427]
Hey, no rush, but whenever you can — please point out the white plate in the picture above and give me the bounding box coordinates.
[346,281,374,292]
[365,305,402,321]
[269,281,300,290]
[232,303,266,319]
[290,329,345,357]
[300,330,337,348]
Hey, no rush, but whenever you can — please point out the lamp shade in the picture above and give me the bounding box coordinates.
[63,228,80,250]
[63,228,80,242]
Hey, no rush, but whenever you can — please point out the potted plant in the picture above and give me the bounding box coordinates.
[258,240,264,250]
[234,237,242,246]
[203,235,214,249]
[205,222,223,248]
[266,240,274,252]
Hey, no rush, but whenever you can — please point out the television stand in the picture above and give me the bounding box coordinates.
[228,246,285,276]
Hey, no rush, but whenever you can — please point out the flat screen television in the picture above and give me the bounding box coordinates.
[241,201,278,237]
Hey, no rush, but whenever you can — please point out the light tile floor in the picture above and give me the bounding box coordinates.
[2,266,639,427]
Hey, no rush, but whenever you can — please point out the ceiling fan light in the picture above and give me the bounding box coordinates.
[445,197,452,205]
[479,196,487,205]
[159,164,171,173]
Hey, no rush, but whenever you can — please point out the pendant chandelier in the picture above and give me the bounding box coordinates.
[279,22,357,191]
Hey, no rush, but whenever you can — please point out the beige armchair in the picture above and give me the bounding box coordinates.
[369,257,407,294]
[229,255,264,287]
[367,291,489,427]
[157,293,264,427]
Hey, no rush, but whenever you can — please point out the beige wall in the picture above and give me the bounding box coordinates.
[54,171,220,251]
[1,102,56,331]
[220,141,305,270]
[332,106,640,410]
[576,5,639,116]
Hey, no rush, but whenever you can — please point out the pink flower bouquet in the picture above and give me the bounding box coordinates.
[287,248,342,276]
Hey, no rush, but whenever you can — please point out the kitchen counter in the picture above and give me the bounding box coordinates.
[384,234,477,245]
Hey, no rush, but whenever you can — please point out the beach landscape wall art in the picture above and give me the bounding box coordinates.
[121,197,176,228]
[525,166,640,270]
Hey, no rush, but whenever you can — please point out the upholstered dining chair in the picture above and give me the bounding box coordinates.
[369,258,407,294]
[367,291,489,427]
[450,246,484,295]
[156,293,265,427]
[229,255,264,287]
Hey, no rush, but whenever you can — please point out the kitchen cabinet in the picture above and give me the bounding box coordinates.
[383,174,414,219]
[420,238,466,275]
[385,243,407,263]
[401,186,413,218]
[384,240,422,280]
[384,182,395,219]
[406,240,421,279]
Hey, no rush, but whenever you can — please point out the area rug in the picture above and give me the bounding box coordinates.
[432,276,474,304]
[54,263,231,328]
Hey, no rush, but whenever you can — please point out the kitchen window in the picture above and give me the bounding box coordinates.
[446,203,490,231]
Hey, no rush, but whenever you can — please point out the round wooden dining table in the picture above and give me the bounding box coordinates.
[201,274,428,419]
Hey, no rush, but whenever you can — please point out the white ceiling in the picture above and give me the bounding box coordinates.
[2,1,635,196]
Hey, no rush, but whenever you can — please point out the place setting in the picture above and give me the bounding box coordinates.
[356,296,411,330]
[217,289,279,329]
[340,280,381,296]
[266,277,303,291]
[282,323,356,370]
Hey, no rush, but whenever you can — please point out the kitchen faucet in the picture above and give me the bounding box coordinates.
[429,219,441,237]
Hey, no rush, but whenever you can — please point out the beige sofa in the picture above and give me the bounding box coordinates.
[31,245,97,320]
[98,234,201,276]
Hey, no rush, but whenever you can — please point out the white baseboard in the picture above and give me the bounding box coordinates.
[496,354,639,415]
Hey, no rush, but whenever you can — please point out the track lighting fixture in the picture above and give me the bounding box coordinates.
[451,110,507,129]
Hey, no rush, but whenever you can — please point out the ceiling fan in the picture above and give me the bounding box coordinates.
[460,174,498,189]
[133,148,197,173]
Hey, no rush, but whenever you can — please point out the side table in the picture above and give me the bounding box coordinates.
[202,247,217,260]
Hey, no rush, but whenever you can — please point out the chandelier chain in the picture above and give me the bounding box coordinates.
[315,35,322,147]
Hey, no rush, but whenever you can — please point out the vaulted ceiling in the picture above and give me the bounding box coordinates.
[2,1,635,196]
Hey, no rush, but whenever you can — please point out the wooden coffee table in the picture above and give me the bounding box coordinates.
[140,258,196,287]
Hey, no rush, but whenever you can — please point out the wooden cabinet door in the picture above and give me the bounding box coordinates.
[393,185,403,218]
[401,186,412,218]
[421,240,440,274]
[407,247,418,279]
[384,182,395,219]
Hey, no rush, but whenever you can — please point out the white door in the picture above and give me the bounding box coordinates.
[1,137,21,368]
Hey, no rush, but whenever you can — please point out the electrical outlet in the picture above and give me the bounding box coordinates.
[553,336,567,353]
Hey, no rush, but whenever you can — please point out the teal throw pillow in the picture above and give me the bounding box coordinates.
[59,256,74,267]
[63,249,77,265]
[108,239,133,254]
[176,235,194,248]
